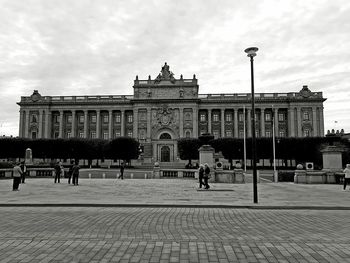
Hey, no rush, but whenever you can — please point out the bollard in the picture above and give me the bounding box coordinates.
[88,173,91,179]
[130,173,133,179]
[116,173,119,179]
[102,173,105,179]
[145,173,147,179]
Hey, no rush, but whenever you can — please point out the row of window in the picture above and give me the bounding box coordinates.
[200,130,287,138]
[199,112,312,122]
[50,114,133,124]
[31,111,313,124]
[53,131,134,139]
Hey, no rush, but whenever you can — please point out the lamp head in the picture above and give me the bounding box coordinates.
[244,47,259,57]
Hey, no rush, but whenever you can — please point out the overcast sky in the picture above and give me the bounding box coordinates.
[1,0,349,136]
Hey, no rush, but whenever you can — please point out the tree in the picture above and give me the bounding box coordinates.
[177,138,201,166]
[105,137,140,163]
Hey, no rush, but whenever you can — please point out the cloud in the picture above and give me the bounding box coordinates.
[0,0,350,135]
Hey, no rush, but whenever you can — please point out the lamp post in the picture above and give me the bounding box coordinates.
[244,47,258,203]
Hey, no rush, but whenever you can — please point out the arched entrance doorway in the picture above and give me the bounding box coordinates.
[161,146,170,162]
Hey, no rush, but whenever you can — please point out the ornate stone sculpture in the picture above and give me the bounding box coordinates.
[154,62,176,84]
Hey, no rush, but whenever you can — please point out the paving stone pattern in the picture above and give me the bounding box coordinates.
[0,207,349,263]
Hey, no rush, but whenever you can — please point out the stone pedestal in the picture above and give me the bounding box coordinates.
[153,162,160,179]
[321,145,344,171]
[198,144,215,182]
[25,148,33,165]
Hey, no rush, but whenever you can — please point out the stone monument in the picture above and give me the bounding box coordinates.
[198,133,215,182]
[24,148,33,165]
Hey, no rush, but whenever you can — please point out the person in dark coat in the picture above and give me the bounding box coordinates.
[118,161,125,180]
[198,164,204,189]
[54,162,62,183]
[203,163,211,189]
[72,160,80,186]
[20,161,27,184]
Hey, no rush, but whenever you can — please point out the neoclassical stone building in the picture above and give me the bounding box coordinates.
[17,63,326,163]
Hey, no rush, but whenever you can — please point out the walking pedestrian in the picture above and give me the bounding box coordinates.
[72,160,80,186]
[54,161,62,183]
[67,160,74,184]
[198,164,204,189]
[118,161,125,180]
[20,161,27,184]
[343,164,350,190]
[12,162,22,191]
[203,163,211,189]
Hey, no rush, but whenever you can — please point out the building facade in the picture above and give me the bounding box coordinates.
[17,63,326,163]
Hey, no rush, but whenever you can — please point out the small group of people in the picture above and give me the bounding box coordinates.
[54,160,80,185]
[12,162,26,191]
[198,163,211,189]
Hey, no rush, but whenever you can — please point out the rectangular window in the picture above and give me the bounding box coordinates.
[115,131,121,138]
[239,113,244,122]
[54,115,59,123]
[213,113,219,122]
[225,114,232,122]
[200,113,206,122]
[265,131,271,137]
[91,132,96,139]
[303,112,310,121]
[103,132,109,139]
[127,115,133,123]
[67,132,71,138]
[239,131,244,138]
[279,130,285,137]
[225,130,232,137]
[31,132,37,139]
[54,132,59,138]
[265,113,271,122]
[255,130,260,137]
[67,115,72,123]
[31,115,37,123]
[79,132,84,138]
[200,129,207,135]
[103,115,109,123]
[91,115,96,123]
[127,131,133,137]
[278,113,285,122]
[304,129,310,137]
[115,114,121,123]
[79,115,84,123]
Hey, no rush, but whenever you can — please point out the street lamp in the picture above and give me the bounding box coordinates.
[244,47,258,203]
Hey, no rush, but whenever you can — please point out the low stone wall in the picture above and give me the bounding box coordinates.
[214,169,245,183]
[294,170,342,184]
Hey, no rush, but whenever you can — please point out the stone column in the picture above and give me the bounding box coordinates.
[133,109,138,139]
[221,108,225,137]
[260,108,265,137]
[71,110,76,138]
[288,108,295,137]
[45,110,51,138]
[84,110,88,138]
[234,108,238,138]
[297,108,302,137]
[58,110,64,138]
[38,109,43,138]
[312,107,318,137]
[319,107,325,136]
[25,110,30,138]
[147,108,151,140]
[19,110,24,137]
[193,108,198,137]
[96,110,100,138]
[247,109,251,137]
[121,110,125,136]
[179,108,184,137]
[108,110,113,139]
[207,109,212,134]
[274,107,279,137]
